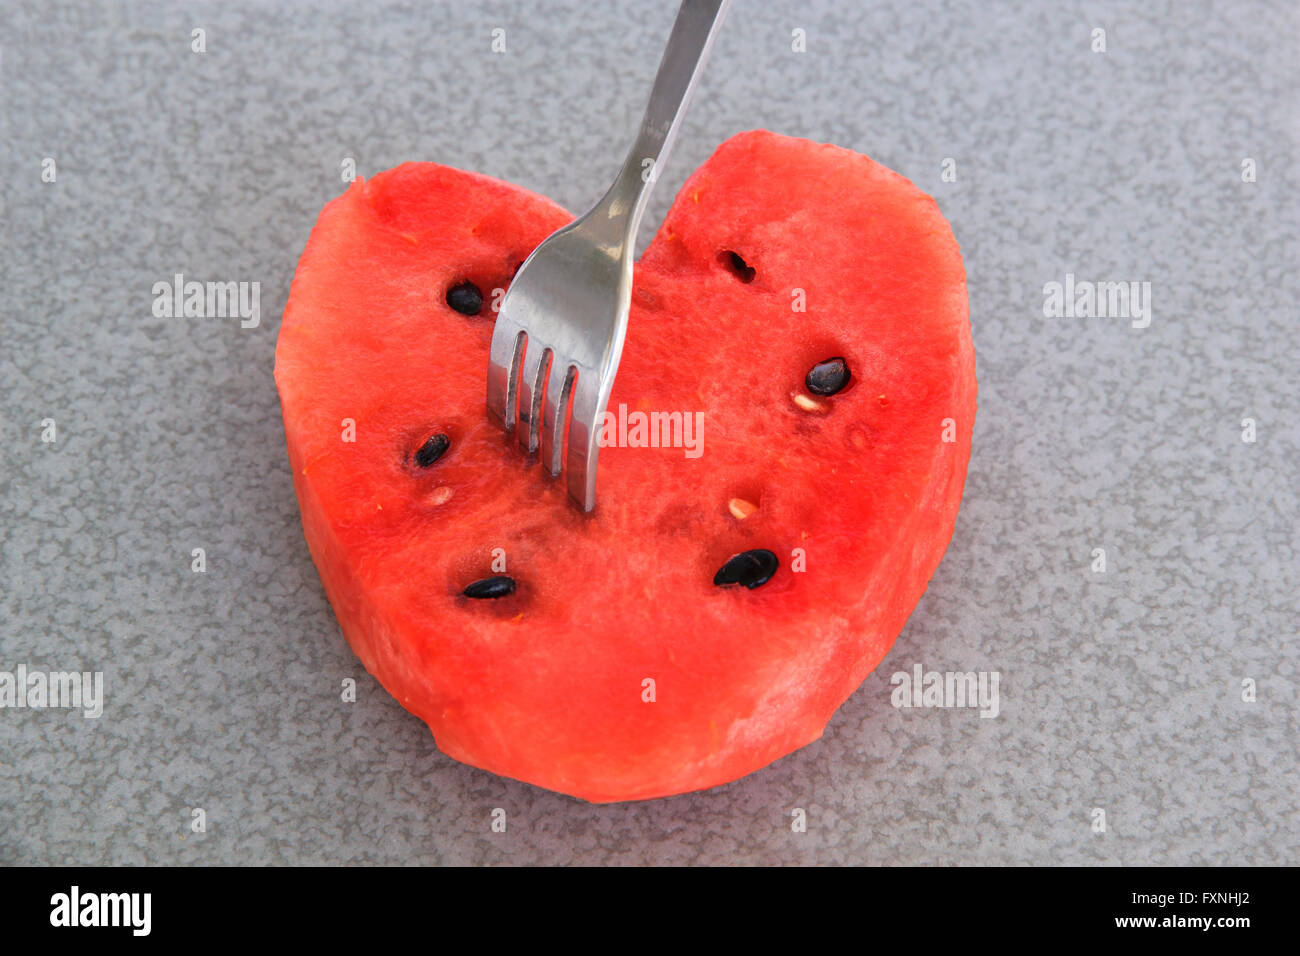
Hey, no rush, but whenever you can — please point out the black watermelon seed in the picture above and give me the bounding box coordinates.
[463,575,516,599]
[806,357,850,396]
[722,250,756,283]
[414,433,451,467]
[446,281,484,315]
[713,549,779,590]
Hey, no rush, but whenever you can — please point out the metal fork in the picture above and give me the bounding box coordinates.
[486,0,730,512]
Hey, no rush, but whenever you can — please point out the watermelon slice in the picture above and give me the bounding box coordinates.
[274,130,975,802]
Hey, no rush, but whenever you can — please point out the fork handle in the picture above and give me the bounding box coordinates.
[592,0,731,248]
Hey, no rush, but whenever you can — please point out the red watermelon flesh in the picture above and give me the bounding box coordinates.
[274,130,975,802]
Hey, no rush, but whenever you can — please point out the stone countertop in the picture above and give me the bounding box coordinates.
[1,0,1296,864]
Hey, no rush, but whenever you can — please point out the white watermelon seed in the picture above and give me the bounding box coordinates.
[728,497,757,520]
[792,393,827,413]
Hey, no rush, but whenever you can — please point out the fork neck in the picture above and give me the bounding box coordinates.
[584,141,662,259]
[586,0,730,256]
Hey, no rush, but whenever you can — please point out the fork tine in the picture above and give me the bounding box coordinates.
[487,319,525,430]
[539,360,576,477]
[515,339,552,454]
[564,375,605,512]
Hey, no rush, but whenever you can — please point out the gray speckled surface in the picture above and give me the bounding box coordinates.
[2,0,1297,865]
